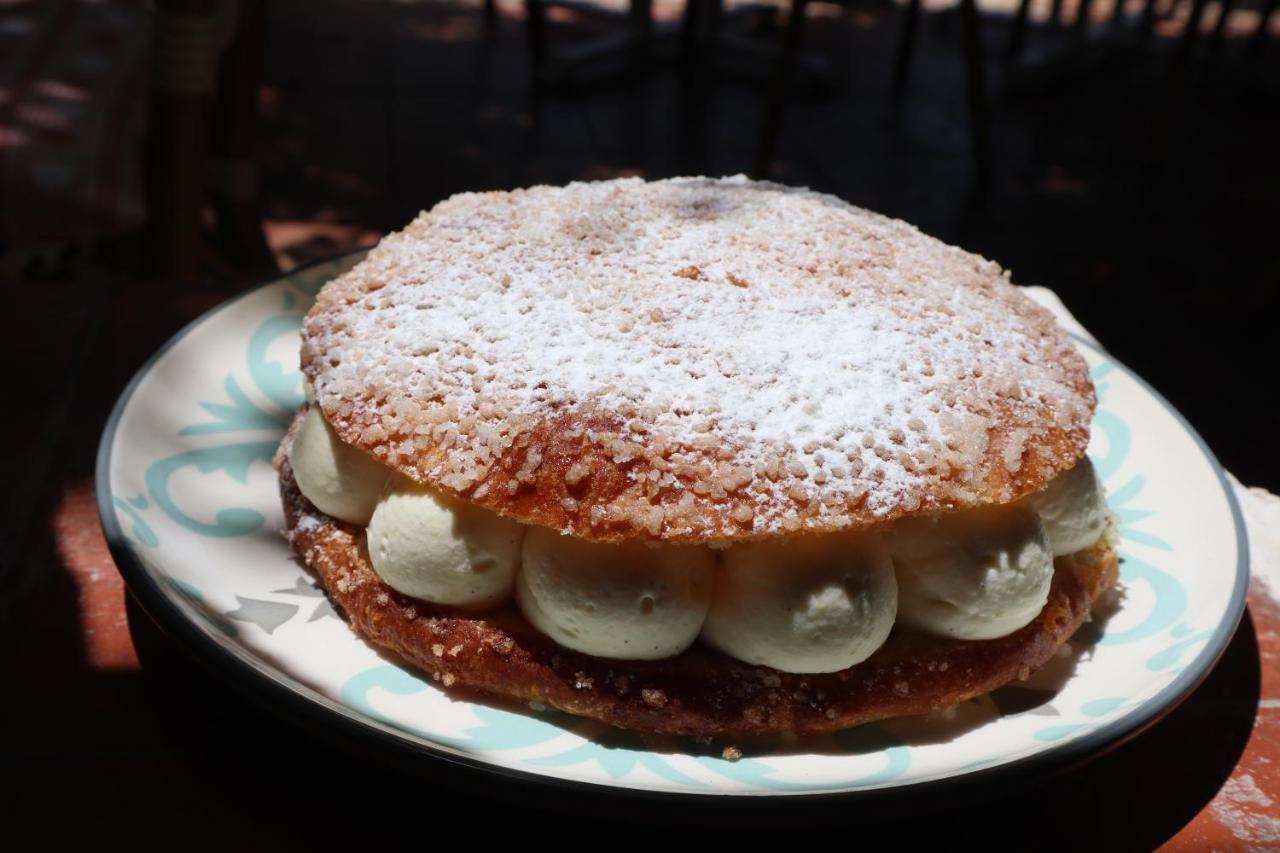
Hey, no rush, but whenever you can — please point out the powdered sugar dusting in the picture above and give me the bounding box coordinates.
[1211,774,1280,846]
[303,176,1093,541]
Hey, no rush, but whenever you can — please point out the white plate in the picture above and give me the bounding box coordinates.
[98,251,1248,799]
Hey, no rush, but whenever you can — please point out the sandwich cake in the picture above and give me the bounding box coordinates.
[274,175,1118,739]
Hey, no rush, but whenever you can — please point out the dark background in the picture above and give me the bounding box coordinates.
[3,0,1277,844]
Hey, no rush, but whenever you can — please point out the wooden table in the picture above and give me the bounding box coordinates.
[5,265,1275,844]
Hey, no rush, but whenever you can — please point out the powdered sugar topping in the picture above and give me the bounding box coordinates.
[303,176,1092,541]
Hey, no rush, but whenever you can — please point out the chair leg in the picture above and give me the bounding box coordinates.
[629,0,653,71]
[1139,0,1165,41]
[1049,0,1066,28]
[891,0,922,104]
[753,0,808,179]
[1073,0,1096,43]
[1169,0,1210,79]
[1144,0,1210,186]
[1251,0,1277,59]
[1208,0,1235,56]
[959,0,992,189]
[1005,0,1033,65]
[1110,0,1127,28]
[680,0,704,77]
[210,0,275,275]
[526,0,549,81]
[145,104,207,282]
[707,0,725,41]
[676,31,711,174]
[146,0,234,283]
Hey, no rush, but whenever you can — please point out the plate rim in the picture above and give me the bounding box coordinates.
[96,249,1251,807]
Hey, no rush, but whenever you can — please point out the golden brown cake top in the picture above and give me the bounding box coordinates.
[302,176,1095,543]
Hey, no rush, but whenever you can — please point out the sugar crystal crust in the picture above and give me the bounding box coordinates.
[302,176,1094,543]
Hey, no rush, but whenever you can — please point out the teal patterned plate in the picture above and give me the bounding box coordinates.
[97,251,1248,799]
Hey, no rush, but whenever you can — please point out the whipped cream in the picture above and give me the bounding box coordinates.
[887,503,1053,640]
[702,530,897,673]
[1026,456,1108,556]
[515,526,714,660]
[292,406,388,525]
[292,410,1107,666]
[366,476,526,608]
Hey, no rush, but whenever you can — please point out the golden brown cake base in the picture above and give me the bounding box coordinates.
[276,451,1118,739]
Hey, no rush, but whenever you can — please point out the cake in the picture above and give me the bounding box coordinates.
[274,175,1118,739]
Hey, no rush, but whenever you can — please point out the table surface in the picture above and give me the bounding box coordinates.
[5,265,1277,845]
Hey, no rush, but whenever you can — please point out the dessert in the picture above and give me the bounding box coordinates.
[275,175,1118,739]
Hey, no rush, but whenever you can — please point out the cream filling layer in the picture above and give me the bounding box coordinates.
[886,502,1054,641]
[291,406,388,525]
[702,530,897,673]
[367,476,525,609]
[1027,456,1109,556]
[291,405,1107,673]
[517,526,714,659]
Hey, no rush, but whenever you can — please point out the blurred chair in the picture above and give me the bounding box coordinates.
[1204,0,1280,60]
[679,0,832,83]
[524,0,784,87]
[998,0,1276,186]
[753,0,991,186]
[524,0,659,86]
[1004,0,1117,65]
[1002,0,1277,76]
